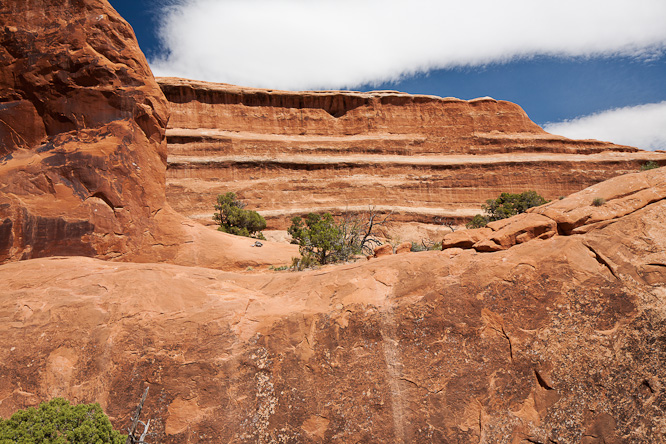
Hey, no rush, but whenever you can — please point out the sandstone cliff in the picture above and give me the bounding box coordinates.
[158,77,666,234]
[0,0,297,269]
[1,166,665,443]
[1,1,666,443]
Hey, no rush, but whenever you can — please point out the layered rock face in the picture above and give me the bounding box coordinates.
[2,1,666,443]
[159,77,666,231]
[0,0,296,268]
[1,167,665,443]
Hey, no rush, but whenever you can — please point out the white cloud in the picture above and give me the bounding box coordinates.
[150,0,666,90]
[543,101,666,151]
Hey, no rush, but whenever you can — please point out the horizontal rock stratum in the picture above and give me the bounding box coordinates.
[1,1,666,443]
[158,77,666,232]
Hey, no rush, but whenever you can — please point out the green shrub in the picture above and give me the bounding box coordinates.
[483,190,548,221]
[466,191,548,229]
[288,210,389,268]
[290,254,319,271]
[640,161,659,171]
[466,214,490,229]
[213,192,266,239]
[0,398,126,444]
[288,213,345,265]
[592,197,606,207]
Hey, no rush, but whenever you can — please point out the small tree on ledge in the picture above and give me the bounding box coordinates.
[213,192,266,239]
[466,190,548,229]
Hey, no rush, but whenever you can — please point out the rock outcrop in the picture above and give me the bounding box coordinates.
[158,77,666,234]
[443,167,666,252]
[1,167,665,443]
[0,0,296,269]
[2,1,666,443]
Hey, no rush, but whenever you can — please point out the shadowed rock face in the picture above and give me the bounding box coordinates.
[0,0,297,269]
[158,77,666,232]
[1,168,665,443]
[0,0,168,261]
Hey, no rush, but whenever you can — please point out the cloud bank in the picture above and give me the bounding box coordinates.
[150,0,666,90]
[544,101,666,151]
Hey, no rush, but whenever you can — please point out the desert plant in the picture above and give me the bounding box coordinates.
[484,190,548,221]
[288,209,391,268]
[213,192,266,239]
[592,197,606,206]
[467,190,548,228]
[0,398,126,444]
[466,214,490,229]
[640,161,659,171]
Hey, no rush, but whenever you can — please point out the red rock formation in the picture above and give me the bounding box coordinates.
[1,2,666,443]
[1,167,665,443]
[0,0,296,268]
[158,77,666,234]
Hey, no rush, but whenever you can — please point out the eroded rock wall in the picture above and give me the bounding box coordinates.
[0,1,297,268]
[1,167,665,443]
[159,77,666,230]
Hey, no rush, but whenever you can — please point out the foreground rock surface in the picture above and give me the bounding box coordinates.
[1,168,665,443]
[159,77,666,234]
[0,0,296,269]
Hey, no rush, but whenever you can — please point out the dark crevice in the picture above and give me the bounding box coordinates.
[641,379,654,393]
[534,369,554,390]
[91,191,116,210]
[584,243,619,280]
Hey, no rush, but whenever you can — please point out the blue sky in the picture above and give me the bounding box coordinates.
[109,0,666,150]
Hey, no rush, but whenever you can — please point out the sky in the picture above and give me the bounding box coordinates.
[109,0,666,151]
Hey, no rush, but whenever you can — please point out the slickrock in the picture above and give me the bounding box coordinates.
[0,0,296,269]
[1,168,665,443]
[158,77,666,233]
[2,1,666,443]
[445,167,666,252]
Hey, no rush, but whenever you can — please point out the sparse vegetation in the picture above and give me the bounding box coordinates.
[467,191,548,228]
[592,197,606,207]
[411,239,442,252]
[640,161,659,171]
[466,214,490,229]
[288,209,390,269]
[0,398,126,444]
[213,192,266,239]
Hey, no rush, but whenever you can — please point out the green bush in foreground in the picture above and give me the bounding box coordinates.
[213,192,266,239]
[0,398,126,444]
[467,190,548,229]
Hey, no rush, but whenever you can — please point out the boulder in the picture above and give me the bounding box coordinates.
[474,213,557,252]
[442,227,492,249]
[373,244,394,257]
[395,241,412,254]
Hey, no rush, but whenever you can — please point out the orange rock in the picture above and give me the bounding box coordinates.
[158,77,666,234]
[1,172,665,442]
[373,244,393,257]
[474,213,558,251]
[395,241,412,254]
[442,227,493,249]
[0,0,297,270]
